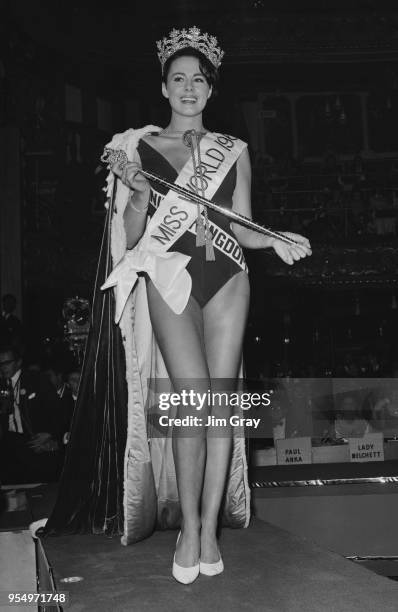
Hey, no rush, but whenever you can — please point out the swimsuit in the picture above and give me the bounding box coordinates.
[137,137,248,307]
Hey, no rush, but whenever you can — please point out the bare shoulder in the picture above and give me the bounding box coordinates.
[237,147,251,179]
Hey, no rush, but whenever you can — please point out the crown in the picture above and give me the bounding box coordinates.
[156,27,224,72]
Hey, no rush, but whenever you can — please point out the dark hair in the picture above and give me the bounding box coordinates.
[162,47,219,96]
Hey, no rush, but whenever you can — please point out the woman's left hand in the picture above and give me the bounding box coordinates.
[272,232,312,265]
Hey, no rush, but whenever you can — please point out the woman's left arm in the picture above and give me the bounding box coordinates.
[231,149,312,265]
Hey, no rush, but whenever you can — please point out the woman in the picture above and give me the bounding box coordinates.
[106,27,311,583]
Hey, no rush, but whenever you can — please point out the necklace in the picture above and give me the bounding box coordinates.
[160,128,207,139]
[160,129,207,149]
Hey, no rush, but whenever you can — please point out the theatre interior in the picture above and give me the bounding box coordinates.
[1,2,398,610]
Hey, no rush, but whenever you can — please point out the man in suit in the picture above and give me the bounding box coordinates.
[0,294,23,344]
[0,345,62,483]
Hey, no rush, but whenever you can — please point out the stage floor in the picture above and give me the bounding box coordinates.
[2,485,398,611]
[40,518,398,612]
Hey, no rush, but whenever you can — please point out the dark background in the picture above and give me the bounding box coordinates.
[1,0,398,376]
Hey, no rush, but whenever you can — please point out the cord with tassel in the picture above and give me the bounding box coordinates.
[185,130,215,261]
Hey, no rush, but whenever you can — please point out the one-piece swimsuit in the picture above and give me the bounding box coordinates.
[137,136,248,307]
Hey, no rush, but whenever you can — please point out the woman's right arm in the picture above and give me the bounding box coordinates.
[111,150,151,249]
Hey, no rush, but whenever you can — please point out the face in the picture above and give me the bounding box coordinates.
[0,351,22,380]
[162,56,212,117]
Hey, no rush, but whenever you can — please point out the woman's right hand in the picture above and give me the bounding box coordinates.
[111,160,150,196]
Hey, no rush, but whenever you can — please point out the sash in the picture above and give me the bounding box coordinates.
[150,187,248,273]
[102,132,247,322]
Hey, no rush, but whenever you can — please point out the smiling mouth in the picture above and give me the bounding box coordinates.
[181,97,197,103]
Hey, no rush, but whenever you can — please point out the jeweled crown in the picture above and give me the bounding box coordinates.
[156,27,224,72]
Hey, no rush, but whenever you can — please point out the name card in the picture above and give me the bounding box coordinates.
[349,433,384,462]
[276,437,312,465]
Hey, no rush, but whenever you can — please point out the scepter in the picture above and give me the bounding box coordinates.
[101,147,301,247]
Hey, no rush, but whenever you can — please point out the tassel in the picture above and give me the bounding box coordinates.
[186,131,212,253]
[196,207,206,246]
[205,209,216,261]
[205,215,215,261]
[205,235,215,261]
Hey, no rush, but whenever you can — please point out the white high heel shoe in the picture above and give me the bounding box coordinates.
[199,552,224,576]
[172,531,200,585]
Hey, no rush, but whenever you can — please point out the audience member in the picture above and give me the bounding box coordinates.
[0,345,62,484]
[333,393,370,440]
[43,355,80,447]
[0,294,22,344]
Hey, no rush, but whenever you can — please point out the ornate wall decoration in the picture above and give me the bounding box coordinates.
[261,245,398,286]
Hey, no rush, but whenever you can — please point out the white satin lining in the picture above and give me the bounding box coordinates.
[101,245,192,323]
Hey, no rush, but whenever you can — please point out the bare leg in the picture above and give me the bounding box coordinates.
[146,280,209,568]
[201,271,250,563]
